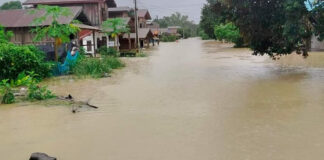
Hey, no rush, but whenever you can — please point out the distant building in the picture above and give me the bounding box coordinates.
[108,7,155,50]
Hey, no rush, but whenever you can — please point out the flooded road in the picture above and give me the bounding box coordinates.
[1,38,324,160]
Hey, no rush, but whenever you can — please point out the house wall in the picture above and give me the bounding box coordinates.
[81,32,109,56]
[311,35,324,51]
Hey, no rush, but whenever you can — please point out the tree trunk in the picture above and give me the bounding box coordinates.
[54,39,58,62]
[115,36,120,52]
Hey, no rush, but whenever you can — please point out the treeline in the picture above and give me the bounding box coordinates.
[0,1,22,10]
[199,0,324,58]
[154,12,199,38]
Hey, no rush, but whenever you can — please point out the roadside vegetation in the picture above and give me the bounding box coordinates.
[0,6,126,104]
[160,34,178,42]
[200,0,324,58]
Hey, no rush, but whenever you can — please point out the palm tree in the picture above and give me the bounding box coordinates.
[102,18,130,51]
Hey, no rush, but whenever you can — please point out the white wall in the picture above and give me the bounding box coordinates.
[311,35,324,51]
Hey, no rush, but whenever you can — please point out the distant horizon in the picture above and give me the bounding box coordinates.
[0,0,205,24]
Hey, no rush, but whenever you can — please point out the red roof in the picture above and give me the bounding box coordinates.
[0,7,82,28]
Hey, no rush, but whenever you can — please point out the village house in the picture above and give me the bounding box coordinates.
[160,26,181,38]
[0,6,100,59]
[21,0,117,56]
[108,7,154,50]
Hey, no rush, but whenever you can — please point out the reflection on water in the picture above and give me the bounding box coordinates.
[1,38,324,160]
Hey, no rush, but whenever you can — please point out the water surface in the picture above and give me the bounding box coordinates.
[1,38,324,160]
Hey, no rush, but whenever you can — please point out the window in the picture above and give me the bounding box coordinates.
[87,41,92,51]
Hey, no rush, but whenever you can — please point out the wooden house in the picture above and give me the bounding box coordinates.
[0,6,100,59]
[23,0,117,55]
[108,7,154,50]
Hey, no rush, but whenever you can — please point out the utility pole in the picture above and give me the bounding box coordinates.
[134,0,140,51]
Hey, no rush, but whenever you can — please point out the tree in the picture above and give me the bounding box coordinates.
[214,22,243,47]
[201,0,324,58]
[200,0,231,39]
[154,12,199,38]
[0,25,13,43]
[0,1,22,10]
[31,5,80,61]
[101,18,129,52]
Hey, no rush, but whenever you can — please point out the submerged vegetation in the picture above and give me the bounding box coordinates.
[71,56,124,78]
[160,34,178,42]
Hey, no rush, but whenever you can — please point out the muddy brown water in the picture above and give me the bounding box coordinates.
[1,38,324,160]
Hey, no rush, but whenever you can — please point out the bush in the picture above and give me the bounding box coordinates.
[0,80,15,104]
[27,82,55,101]
[98,46,118,57]
[199,30,211,40]
[160,35,178,42]
[214,23,244,47]
[72,57,124,78]
[0,43,54,80]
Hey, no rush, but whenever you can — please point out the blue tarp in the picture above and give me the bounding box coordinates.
[53,51,79,75]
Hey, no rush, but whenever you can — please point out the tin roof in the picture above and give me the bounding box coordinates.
[108,6,132,12]
[123,28,153,39]
[0,6,82,28]
[25,0,100,4]
[138,9,151,19]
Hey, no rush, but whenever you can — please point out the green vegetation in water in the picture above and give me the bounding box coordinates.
[72,57,124,78]
[160,34,178,42]
[137,52,148,57]
[98,46,119,57]
[214,23,244,48]
[0,72,56,104]
[0,80,15,104]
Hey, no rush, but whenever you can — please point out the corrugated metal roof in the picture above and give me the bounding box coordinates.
[24,0,104,5]
[108,6,132,12]
[123,28,152,39]
[0,7,82,28]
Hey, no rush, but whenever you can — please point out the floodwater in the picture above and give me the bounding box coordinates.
[1,38,324,160]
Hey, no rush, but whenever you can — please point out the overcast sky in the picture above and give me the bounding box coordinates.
[0,0,205,23]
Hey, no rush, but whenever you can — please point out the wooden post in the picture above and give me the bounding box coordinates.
[128,33,131,50]
[93,30,96,57]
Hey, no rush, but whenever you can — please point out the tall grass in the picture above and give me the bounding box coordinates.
[72,57,124,78]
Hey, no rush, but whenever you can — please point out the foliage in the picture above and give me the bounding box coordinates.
[0,25,13,43]
[200,0,231,39]
[160,35,178,42]
[0,80,15,104]
[199,30,211,40]
[98,46,118,57]
[30,5,80,61]
[102,18,130,38]
[102,18,129,50]
[214,23,243,47]
[0,1,22,10]
[0,43,54,80]
[27,82,55,101]
[72,57,124,78]
[137,52,147,57]
[154,12,199,38]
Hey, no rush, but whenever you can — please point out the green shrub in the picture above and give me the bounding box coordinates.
[27,82,55,101]
[0,43,54,80]
[98,46,118,57]
[160,35,178,42]
[0,79,15,104]
[72,57,124,78]
[199,30,211,40]
[214,23,244,47]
